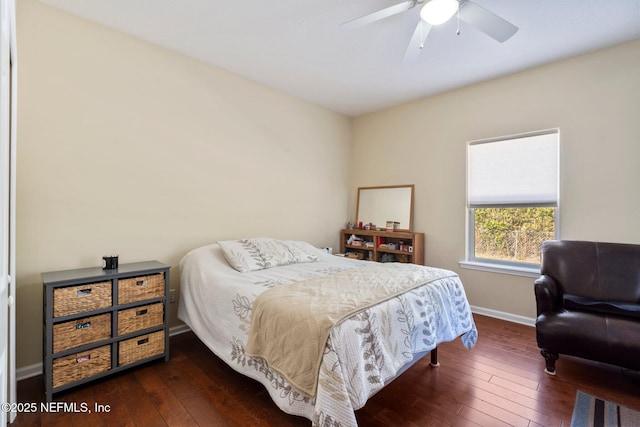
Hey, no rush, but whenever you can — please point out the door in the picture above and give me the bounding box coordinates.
[0,0,16,424]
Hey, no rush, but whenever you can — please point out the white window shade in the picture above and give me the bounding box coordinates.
[468,131,559,207]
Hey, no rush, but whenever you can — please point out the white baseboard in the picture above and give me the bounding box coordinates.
[169,324,191,336]
[16,324,193,382]
[471,305,536,327]
[15,362,42,382]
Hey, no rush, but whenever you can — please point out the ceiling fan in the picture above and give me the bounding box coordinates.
[341,0,518,61]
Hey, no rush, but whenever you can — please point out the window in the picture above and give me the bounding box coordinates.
[465,130,559,272]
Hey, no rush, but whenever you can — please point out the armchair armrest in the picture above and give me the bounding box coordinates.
[534,275,561,316]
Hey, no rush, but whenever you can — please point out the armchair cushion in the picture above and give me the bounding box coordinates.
[562,294,640,319]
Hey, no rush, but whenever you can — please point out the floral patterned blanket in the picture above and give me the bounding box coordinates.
[178,242,477,427]
[246,263,459,398]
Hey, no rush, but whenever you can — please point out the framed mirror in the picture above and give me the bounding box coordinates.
[356,185,414,231]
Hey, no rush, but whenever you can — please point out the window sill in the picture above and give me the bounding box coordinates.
[459,261,540,278]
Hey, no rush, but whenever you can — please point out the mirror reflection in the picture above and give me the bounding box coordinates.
[356,185,414,231]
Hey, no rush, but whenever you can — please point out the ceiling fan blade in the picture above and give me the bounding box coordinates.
[458,0,518,42]
[341,1,415,30]
[403,20,432,62]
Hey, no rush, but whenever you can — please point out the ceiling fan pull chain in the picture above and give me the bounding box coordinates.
[456,5,461,35]
[420,21,424,49]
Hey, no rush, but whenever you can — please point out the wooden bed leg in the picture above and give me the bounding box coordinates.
[430,347,440,367]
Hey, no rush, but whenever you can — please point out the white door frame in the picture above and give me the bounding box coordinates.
[0,0,16,424]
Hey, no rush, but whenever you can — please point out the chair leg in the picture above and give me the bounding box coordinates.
[541,350,558,375]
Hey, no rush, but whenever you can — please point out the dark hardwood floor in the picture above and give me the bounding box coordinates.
[12,314,640,426]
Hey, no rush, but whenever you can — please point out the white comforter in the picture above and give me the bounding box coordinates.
[178,242,477,427]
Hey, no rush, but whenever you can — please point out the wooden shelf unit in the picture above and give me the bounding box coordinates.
[339,229,424,265]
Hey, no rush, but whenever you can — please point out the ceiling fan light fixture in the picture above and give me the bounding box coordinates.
[420,0,459,25]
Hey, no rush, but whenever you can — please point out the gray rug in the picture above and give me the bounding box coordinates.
[571,391,640,427]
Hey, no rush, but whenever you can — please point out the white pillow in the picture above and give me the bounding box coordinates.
[218,238,318,272]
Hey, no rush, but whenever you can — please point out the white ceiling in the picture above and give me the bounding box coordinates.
[39,0,640,117]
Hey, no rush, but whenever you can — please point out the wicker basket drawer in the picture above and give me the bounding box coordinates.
[118,274,164,305]
[117,303,164,336]
[118,330,165,366]
[53,313,111,354]
[52,345,111,389]
[53,281,112,317]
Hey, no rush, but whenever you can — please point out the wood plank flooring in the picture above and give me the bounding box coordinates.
[12,314,640,426]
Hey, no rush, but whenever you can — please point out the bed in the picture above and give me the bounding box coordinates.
[178,238,478,427]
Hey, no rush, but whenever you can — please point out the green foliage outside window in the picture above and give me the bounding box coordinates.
[474,207,555,264]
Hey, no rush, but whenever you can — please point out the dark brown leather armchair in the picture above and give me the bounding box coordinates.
[534,240,640,375]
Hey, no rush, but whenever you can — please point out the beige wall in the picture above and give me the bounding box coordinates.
[16,0,640,371]
[350,40,640,320]
[16,0,351,368]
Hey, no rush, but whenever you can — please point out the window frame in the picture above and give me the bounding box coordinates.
[461,129,560,276]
